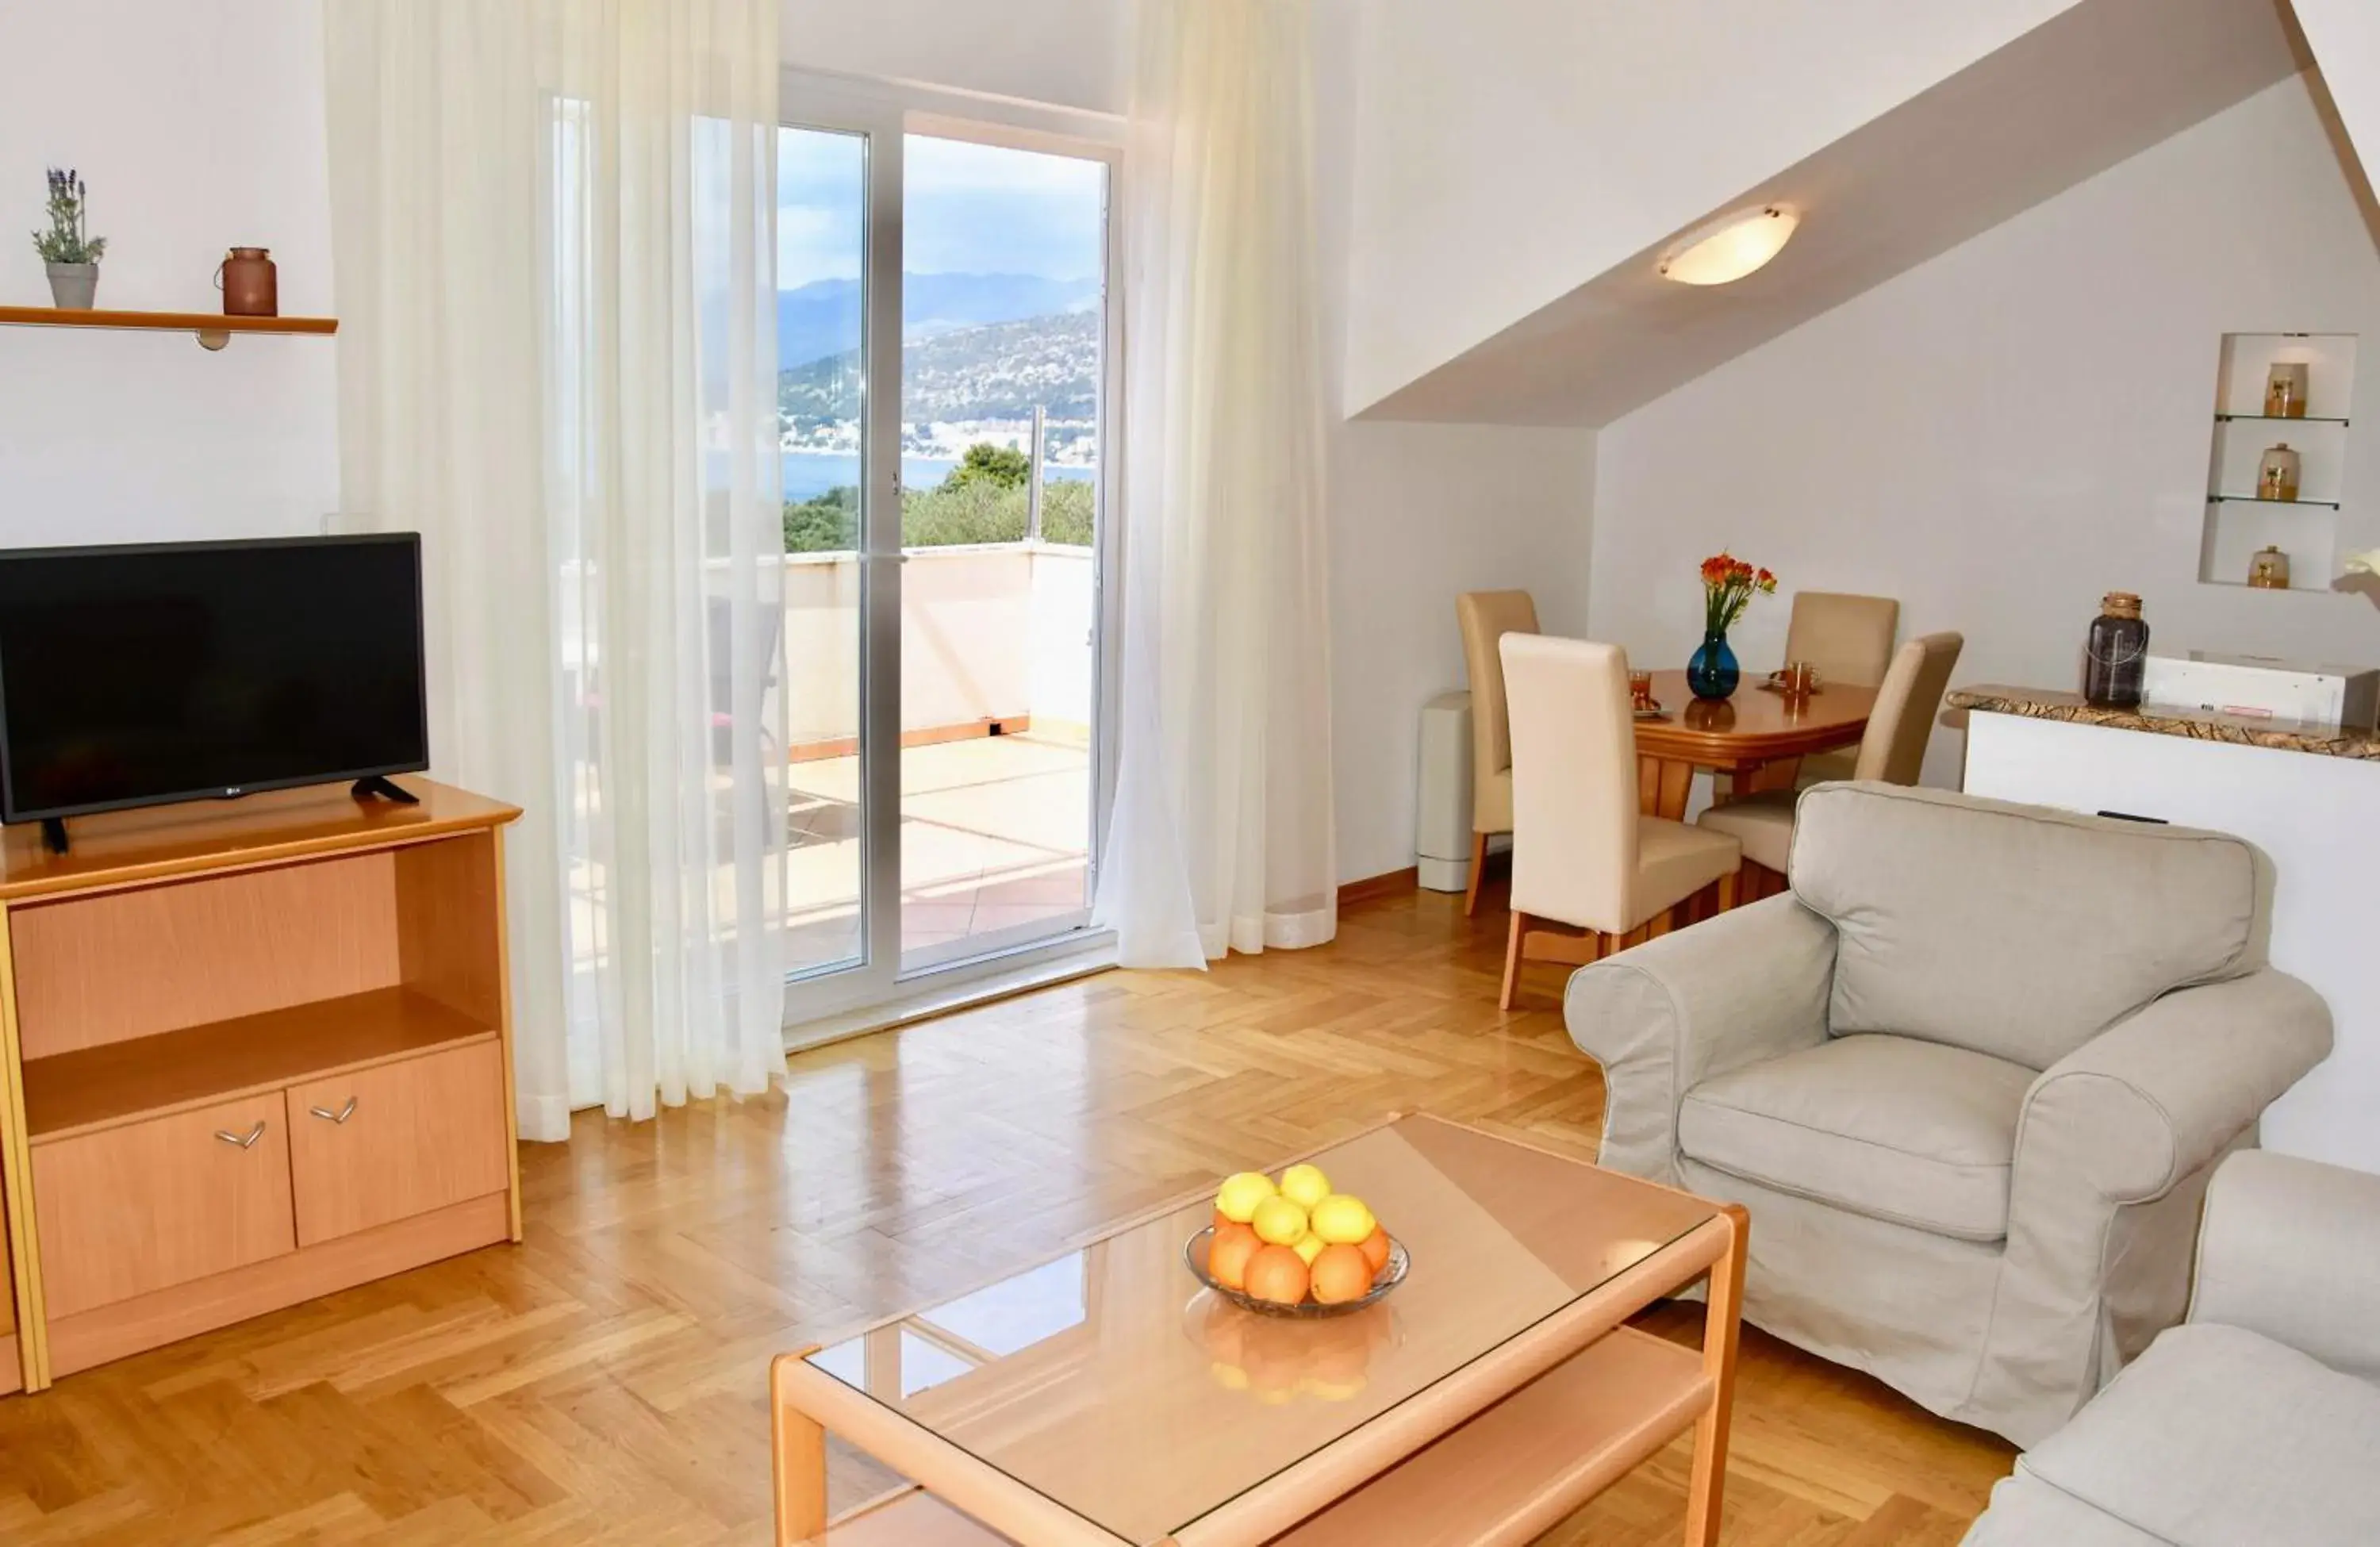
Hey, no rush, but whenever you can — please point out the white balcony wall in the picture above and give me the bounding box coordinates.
[782,544,1092,748]
[1027,547,1096,735]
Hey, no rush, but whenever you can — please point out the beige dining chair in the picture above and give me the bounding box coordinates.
[1498,635,1742,1011]
[1783,592,1902,785]
[1456,589,1541,915]
[1696,631,1964,892]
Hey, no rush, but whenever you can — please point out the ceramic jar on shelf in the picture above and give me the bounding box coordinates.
[2248,546,2291,590]
[216,247,278,317]
[2264,362,2310,419]
[2258,443,2301,502]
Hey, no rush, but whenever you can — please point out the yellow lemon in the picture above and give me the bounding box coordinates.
[1279,1163,1332,1211]
[1292,1233,1326,1265]
[1215,1171,1276,1224]
[1252,1195,1309,1246]
[1310,1194,1376,1246]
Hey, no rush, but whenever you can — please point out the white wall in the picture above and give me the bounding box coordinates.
[1317,0,1599,885]
[1344,0,2079,415]
[2293,0,2380,184]
[783,0,1127,115]
[0,0,340,547]
[1591,75,2380,791]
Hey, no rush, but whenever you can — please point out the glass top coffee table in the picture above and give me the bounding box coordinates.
[770,1114,1745,1546]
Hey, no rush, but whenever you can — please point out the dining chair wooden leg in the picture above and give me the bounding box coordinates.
[1648,906,1676,940]
[1499,911,1527,1011]
[1718,869,1741,913]
[1464,831,1490,916]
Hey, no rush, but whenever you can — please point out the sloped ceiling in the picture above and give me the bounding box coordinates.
[1357,0,2308,428]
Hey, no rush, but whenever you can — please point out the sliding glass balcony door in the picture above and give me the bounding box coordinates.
[777,96,1115,1030]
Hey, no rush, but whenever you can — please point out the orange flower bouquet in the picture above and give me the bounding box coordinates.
[1690,553,1778,701]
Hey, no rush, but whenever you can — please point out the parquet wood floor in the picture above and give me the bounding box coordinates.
[0,885,2014,1544]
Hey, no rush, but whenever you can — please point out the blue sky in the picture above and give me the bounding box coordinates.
[777,129,1106,288]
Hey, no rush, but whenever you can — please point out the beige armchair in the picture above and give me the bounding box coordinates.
[1696,631,1963,886]
[1498,635,1740,1010]
[1566,784,2332,1446]
[1456,590,1539,915]
[1784,592,1900,785]
[1964,1150,2380,1545]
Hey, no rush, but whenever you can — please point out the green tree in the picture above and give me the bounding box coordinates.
[783,486,858,554]
[945,442,1031,490]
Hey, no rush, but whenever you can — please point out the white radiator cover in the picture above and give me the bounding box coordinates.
[1415,692,1475,892]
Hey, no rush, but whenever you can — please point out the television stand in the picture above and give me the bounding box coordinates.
[350,775,421,806]
[0,777,524,1395]
[37,819,65,857]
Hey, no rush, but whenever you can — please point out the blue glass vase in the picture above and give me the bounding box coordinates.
[1687,628,1740,701]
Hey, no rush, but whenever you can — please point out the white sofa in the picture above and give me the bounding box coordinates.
[1962,1149,2380,1544]
[1564,784,2333,1445]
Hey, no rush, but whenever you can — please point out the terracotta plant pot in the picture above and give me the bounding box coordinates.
[45,262,98,309]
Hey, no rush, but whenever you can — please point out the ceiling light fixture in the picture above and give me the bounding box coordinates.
[1657,204,1801,286]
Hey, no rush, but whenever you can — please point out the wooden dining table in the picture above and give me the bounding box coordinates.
[1633,669,1879,821]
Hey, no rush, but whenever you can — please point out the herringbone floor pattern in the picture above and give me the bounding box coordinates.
[0,885,2014,1544]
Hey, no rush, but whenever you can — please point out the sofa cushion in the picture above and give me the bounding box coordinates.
[2017,1322,2380,1547]
[1790,784,2261,1069]
[1678,1034,2033,1241]
[1958,1473,2165,1547]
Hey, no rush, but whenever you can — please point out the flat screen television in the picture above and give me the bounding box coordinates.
[0,535,429,839]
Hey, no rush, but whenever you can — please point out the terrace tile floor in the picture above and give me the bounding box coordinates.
[785,733,1092,974]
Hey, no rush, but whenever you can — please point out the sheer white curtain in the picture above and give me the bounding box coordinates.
[1097,0,1338,967]
[327,0,789,1140]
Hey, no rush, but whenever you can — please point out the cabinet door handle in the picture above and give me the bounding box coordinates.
[308,1097,359,1125]
[214,1122,267,1150]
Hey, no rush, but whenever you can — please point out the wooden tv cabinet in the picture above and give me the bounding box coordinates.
[0,777,522,1393]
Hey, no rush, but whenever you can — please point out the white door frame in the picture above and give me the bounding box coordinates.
[777,70,1125,1036]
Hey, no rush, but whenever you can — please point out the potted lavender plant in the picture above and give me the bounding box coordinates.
[32,168,106,309]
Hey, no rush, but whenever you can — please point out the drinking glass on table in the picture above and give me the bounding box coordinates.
[1629,670,1655,709]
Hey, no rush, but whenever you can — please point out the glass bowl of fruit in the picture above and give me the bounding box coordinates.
[1185,1162,1407,1319]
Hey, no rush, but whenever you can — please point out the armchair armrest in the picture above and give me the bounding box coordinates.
[2014,970,2332,1209]
[2190,1150,2380,1380]
[1564,894,1835,1185]
[1975,971,2330,1441]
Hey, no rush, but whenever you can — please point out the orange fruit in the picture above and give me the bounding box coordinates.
[1310,1242,1373,1304]
[1207,1220,1261,1292]
[1355,1225,1392,1276]
[1243,1243,1311,1306]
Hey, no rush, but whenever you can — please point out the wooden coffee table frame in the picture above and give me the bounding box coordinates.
[770,1127,1748,1547]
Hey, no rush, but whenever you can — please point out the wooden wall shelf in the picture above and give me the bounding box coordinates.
[0,305,338,349]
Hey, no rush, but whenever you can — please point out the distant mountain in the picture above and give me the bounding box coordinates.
[781,310,1099,426]
[777,273,1101,371]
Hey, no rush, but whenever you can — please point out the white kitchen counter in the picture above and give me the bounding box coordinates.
[1950,685,2380,1174]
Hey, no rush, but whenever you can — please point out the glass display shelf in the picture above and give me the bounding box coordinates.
[2207,493,2342,509]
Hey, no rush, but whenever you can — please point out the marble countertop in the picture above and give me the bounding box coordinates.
[1946,684,2380,761]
